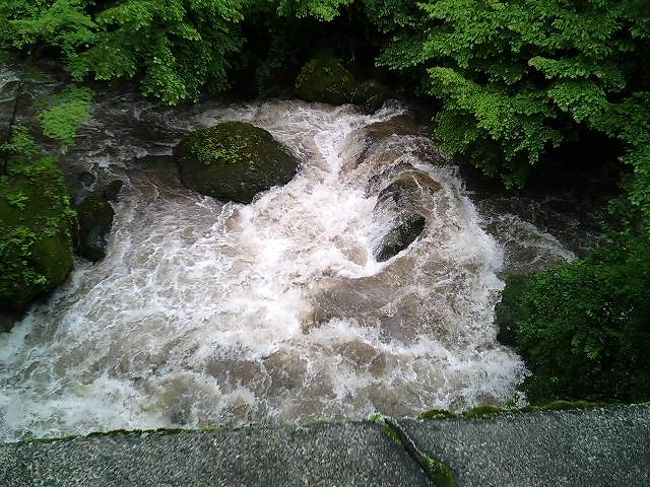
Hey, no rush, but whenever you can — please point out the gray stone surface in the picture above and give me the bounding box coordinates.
[402,405,650,487]
[2,407,648,487]
[0,422,429,487]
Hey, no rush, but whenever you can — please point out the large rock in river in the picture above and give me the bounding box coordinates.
[0,161,75,312]
[372,171,440,262]
[75,195,115,262]
[295,57,391,112]
[176,122,299,203]
[295,57,358,106]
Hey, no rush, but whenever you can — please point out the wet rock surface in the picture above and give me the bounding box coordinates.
[343,115,442,172]
[351,79,392,113]
[75,195,115,262]
[374,214,426,262]
[372,172,440,262]
[176,121,298,203]
[295,57,358,106]
[295,57,391,112]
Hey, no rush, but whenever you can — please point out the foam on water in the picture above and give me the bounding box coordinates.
[0,96,572,441]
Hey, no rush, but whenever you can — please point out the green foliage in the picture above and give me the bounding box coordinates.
[593,93,650,232]
[37,86,92,147]
[4,189,29,208]
[69,0,247,104]
[496,236,650,402]
[0,130,75,310]
[1,0,250,105]
[361,0,422,32]
[0,0,95,57]
[0,60,89,311]
[376,0,650,190]
[276,0,353,21]
[1,124,40,160]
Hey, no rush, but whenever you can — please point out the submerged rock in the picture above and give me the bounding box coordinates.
[102,179,123,202]
[75,195,115,262]
[372,172,440,262]
[77,171,96,188]
[176,121,299,204]
[374,214,426,262]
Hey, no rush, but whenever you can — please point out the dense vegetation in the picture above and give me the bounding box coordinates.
[497,236,650,402]
[1,0,648,403]
[0,80,91,309]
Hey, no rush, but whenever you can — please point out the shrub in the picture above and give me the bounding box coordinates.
[496,236,650,402]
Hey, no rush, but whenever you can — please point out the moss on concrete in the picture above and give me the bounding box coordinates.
[417,409,456,421]
[421,451,456,487]
[462,405,509,418]
[369,413,456,486]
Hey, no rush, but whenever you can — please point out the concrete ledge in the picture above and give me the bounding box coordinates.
[0,422,429,487]
[402,405,650,486]
[2,406,648,486]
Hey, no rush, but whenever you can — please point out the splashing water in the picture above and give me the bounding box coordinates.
[0,91,574,441]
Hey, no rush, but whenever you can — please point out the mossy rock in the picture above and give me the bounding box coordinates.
[0,160,75,312]
[176,121,298,204]
[295,57,358,105]
[75,195,115,262]
[351,79,391,113]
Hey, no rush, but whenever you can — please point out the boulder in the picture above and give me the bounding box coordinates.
[102,179,123,202]
[372,172,440,262]
[75,195,115,262]
[77,171,96,188]
[295,57,358,106]
[351,79,391,113]
[0,164,75,312]
[374,214,426,262]
[176,121,299,203]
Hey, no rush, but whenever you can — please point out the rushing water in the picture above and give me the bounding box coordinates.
[0,67,576,441]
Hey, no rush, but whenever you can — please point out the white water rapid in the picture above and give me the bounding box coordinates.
[0,88,574,441]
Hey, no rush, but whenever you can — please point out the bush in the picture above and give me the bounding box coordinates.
[0,130,75,311]
[496,236,650,402]
[377,0,650,190]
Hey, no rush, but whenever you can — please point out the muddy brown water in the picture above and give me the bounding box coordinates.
[0,65,577,441]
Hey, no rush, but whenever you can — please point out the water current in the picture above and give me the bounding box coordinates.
[0,66,575,441]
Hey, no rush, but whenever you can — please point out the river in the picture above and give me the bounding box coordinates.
[0,65,577,441]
